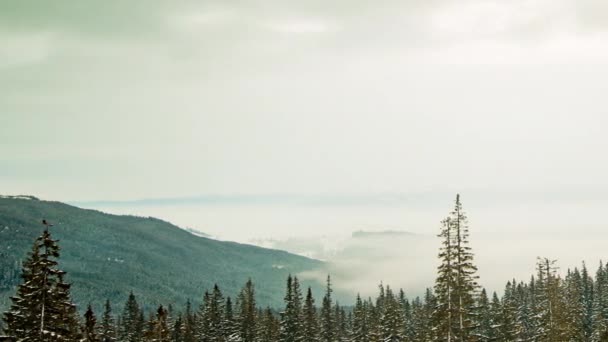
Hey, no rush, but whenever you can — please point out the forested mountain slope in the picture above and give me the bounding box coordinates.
[0,196,322,311]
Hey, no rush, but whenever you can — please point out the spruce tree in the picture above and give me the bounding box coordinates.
[147,305,170,342]
[498,281,517,341]
[475,288,493,341]
[182,300,196,342]
[2,227,82,341]
[280,275,303,342]
[172,313,184,342]
[256,307,279,342]
[581,262,595,340]
[196,291,212,341]
[533,258,568,341]
[120,292,143,342]
[83,304,100,342]
[303,287,319,341]
[351,294,369,342]
[433,194,479,342]
[319,275,335,342]
[100,299,117,342]
[224,297,239,341]
[591,261,608,341]
[237,279,257,342]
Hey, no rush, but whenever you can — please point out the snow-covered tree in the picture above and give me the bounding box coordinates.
[2,228,82,341]
[433,194,480,341]
[319,275,335,342]
[302,287,319,341]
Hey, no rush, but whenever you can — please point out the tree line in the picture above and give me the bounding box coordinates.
[2,195,608,341]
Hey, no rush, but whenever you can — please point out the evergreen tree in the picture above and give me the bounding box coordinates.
[497,281,517,341]
[224,297,239,341]
[475,288,494,341]
[303,287,319,341]
[581,262,595,341]
[182,300,196,342]
[399,289,414,341]
[351,294,369,342]
[202,285,226,341]
[120,292,143,342]
[196,291,212,341]
[237,279,257,342]
[280,275,303,342]
[379,286,404,341]
[146,305,170,342]
[171,313,184,342]
[83,304,100,342]
[2,228,82,341]
[100,299,117,342]
[533,258,568,341]
[591,261,608,341]
[256,307,279,342]
[319,275,335,342]
[563,268,586,341]
[433,194,479,342]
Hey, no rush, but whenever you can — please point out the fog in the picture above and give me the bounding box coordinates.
[79,192,608,301]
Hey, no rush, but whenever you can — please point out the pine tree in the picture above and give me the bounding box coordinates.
[533,258,568,341]
[497,281,517,341]
[581,262,595,340]
[319,275,335,342]
[224,297,239,341]
[201,285,226,341]
[351,294,369,342]
[380,286,404,341]
[475,288,493,341]
[120,292,143,342]
[399,289,414,341]
[2,227,82,341]
[83,304,100,342]
[237,279,257,342]
[280,275,303,342]
[256,307,279,342]
[146,305,170,342]
[591,261,608,341]
[100,299,117,342]
[563,268,586,341]
[433,194,479,342]
[196,291,212,341]
[303,287,319,341]
[182,300,196,342]
[172,313,184,342]
[513,281,534,341]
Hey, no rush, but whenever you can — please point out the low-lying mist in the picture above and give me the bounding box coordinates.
[294,230,608,302]
[80,194,608,304]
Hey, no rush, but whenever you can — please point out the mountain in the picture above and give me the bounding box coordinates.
[0,196,323,312]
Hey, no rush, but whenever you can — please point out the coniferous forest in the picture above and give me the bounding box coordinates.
[2,195,608,341]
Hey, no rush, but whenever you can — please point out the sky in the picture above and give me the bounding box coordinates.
[2,0,608,294]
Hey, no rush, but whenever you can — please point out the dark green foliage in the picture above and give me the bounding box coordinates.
[6,194,608,342]
[302,287,319,341]
[237,279,257,342]
[120,292,143,342]
[280,275,304,342]
[100,299,117,342]
[433,194,480,341]
[319,276,335,342]
[0,197,322,312]
[3,228,81,341]
[83,304,100,342]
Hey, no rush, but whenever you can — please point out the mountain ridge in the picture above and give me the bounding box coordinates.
[0,196,323,312]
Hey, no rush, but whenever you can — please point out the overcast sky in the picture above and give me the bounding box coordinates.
[2,0,608,232]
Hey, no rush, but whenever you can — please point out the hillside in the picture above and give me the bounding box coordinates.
[0,196,323,312]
